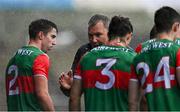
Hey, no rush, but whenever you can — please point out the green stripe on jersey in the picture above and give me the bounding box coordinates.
[146,87,180,111]
[7,92,42,111]
[84,88,128,111]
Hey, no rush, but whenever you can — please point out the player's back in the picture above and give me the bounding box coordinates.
[80,45,136,111]
[133,39,180,111]
[5,46,45,111]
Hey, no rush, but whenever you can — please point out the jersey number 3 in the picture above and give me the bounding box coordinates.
[95,59,116,90]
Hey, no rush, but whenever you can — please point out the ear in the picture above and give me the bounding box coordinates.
[125,33,132,45]
[37,31,44,40]
[172,22,180,32]
[126,33,132,41]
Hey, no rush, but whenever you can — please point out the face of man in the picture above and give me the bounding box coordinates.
[42,28,57,52]
[88,21,108,48]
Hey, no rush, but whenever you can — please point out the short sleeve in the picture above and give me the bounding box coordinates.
[32,54,49,79]
[130,65,138,81]
[176,48,180,68]
[74,63,82,80]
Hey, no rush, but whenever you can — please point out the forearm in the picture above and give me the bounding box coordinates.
[36,92,55,111]
[128,80,139,111]
[140,96,148,111]
[60,86,70,97]
[69,79,82,111]
[69,97,81,111]
[34,75,55,111]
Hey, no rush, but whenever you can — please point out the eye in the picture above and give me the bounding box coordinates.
[88,33,93,37]
[95,33,101,37]
[51,35,56,39]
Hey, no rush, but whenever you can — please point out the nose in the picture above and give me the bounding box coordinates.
[91,36,98,43]
[52,38,57,45]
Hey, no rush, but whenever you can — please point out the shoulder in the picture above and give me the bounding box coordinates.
[78,43,92,51]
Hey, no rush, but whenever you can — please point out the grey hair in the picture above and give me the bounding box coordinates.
[88,14,109,29]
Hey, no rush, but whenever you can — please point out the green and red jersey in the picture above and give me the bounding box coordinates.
[5,46,49,111]
[131,39,180,111]
[74,45,136,111]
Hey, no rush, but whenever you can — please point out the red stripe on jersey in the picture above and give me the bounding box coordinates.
[176,48,180,67]
[6,76,34,95]
[82,70,130,90]
[32,54,49,79]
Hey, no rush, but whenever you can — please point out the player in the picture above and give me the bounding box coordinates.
[69,15,136,111]
[59,14,109,96]
[129,6,180,111]
[5,19,58,111]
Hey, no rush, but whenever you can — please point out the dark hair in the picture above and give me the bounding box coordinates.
[150,25,157,39]
[154,6,180,33]
[29,19,58,39]
[88,14,109,29]
[108,15,133,40]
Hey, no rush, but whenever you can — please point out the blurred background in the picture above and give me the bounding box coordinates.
[0,0,180,110]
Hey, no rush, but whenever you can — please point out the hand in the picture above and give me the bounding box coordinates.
[59,70,73,90]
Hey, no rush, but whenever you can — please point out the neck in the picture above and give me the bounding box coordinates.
[28,39,42,50]
[158,32,175,41]
[108,39,127,47]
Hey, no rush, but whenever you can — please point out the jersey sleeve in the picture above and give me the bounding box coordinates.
[32,54,49,79]
[135,43,142,53]
[176,48,180,68]
[74,63,82,80]
[130,64,138,82]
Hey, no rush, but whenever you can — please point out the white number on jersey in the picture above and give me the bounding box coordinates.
[136,56,174,93]
[95,58,116,90]
[7,65,19,95]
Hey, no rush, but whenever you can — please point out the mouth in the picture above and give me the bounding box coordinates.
[48,46,53,50]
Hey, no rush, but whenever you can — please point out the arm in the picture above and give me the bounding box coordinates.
[139,91,148,111]
[128,64,142,111]
[128,80,140,111]
[69,79,83,111]
[34,75,55,111]
[33,54,55,111]
[60,44,89,96]
[176,68,180,86]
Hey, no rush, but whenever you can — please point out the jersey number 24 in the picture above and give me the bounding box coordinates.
[136,56,175,93]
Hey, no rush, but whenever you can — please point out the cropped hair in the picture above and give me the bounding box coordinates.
[29,19,58,39]
[154,6,180,33]
[150,25,157,39]
[88,14,109,29]
[108,15,133,40]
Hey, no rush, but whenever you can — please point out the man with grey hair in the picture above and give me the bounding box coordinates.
[59,14,109,96]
